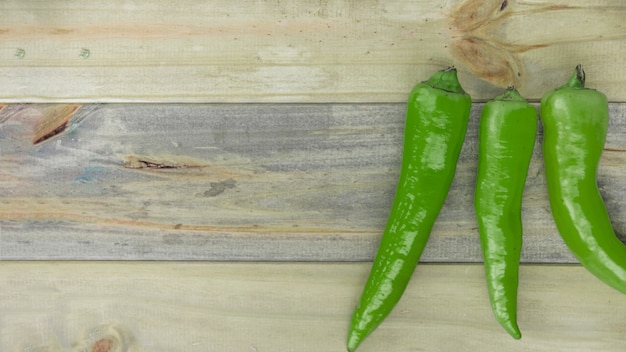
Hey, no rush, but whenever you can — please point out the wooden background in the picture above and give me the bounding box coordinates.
[1,0,626,351]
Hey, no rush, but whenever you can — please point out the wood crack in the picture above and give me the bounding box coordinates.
[32,104,81,145]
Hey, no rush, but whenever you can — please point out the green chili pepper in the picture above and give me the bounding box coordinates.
[541,64,626,295]
[474,87,537,339]
[347,67,471,352]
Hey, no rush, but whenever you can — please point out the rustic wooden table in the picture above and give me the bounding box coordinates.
[1,1,625,351]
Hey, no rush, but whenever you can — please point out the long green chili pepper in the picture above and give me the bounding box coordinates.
[541,64,626,295]
[474,87,537,339]
[347,67,471,352]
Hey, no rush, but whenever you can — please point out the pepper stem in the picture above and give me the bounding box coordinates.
[423,67,466,94]
[563,64,585,89]
[494,85,526,103]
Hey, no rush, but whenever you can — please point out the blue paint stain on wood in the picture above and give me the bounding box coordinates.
[75,166,108,183]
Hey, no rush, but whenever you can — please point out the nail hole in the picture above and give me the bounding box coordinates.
[80,48,90,59]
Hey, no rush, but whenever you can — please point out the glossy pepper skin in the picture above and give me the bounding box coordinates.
[541,65,626,295]
[347,67,472,352]
[474,87,537,339]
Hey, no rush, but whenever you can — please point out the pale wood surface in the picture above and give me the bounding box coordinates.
[1,262,625,352]
[1,0,625,103]
[2,1,626,350]
[2,103,626,261]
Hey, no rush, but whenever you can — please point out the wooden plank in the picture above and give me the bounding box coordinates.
[0,0,624,103]
[1,262,626,351]
[1,103,626,261]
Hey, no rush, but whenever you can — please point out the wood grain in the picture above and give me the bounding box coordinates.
[1,262,626,351]
[0,0,624,103]
[1,103,625,261]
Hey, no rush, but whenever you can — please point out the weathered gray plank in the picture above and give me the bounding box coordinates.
[1,103,625,261]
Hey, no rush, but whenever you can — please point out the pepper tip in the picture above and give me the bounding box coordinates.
[501,320,522,340]
[346,330,363,352]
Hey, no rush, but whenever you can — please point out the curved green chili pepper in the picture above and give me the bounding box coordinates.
[474,87,537,339]
[541,64,626,295]
[347,67,472,352]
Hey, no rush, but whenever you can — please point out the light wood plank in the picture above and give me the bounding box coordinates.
[1,262,625,351]
[0,0,624,103]
[2,103,626,261]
